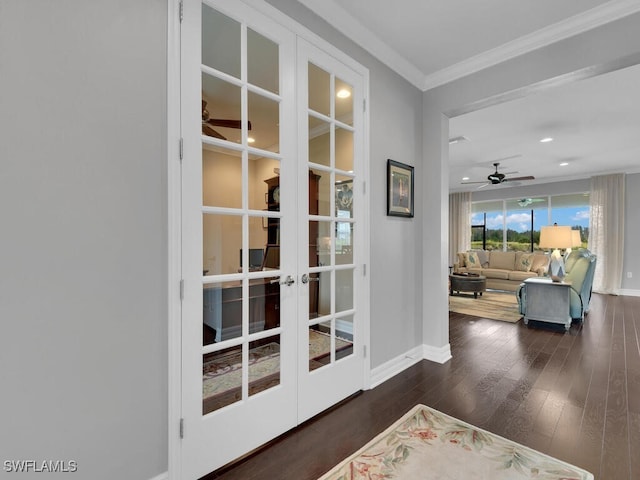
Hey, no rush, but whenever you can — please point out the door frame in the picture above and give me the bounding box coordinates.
[167,1,370,478]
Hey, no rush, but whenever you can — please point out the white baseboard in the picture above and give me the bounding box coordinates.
[422,343,452,364]
[369,343,452,388]
[369,345,424,388]
[619,288,640,297]
[149,473,168,480]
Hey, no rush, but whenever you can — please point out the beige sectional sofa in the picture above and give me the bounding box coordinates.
[453,250,550,292]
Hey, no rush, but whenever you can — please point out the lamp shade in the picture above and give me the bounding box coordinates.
[571,229,582,247]
[539,225,575,249]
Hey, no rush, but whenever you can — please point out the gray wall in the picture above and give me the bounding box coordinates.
[0,1,168,479]
[266,0,425,367]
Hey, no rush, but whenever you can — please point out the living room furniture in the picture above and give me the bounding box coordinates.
[538,225,581,281]
[449,274,486,298]
[521,278,572,330]
[453,250,549,291]
[517,249,597,325]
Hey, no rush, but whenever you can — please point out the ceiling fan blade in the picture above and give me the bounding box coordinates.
[207,119,253,131]
[203,124,226,140]
[461,180,489,184]
[505,175,535,182]
[476,183,490,189]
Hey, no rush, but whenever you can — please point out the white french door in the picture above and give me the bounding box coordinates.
[178,1,368,478]
[296,39,367,422]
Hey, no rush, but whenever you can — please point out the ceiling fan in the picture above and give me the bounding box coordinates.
[462,162,535,188]
[202,100,252,140]
[517,198,546,207]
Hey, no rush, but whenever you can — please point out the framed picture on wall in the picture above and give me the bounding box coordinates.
[386,159,414,217]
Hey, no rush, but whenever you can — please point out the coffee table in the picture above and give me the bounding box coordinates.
[449,274,486,298]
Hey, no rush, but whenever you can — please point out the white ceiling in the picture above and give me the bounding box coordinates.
[297,0,640,191]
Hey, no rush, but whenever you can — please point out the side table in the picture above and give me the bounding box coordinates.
[522,277,572,330]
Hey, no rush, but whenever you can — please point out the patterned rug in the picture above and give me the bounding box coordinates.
[202,330,352,413]
[319,404,593,480]
[449,290,521,323]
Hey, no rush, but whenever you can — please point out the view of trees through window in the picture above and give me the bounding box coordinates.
[471,193,590,252]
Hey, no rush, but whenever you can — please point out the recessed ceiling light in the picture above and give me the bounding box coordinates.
[247,137,256,144]
[462,176,470,181]
[336,89,351,99]
[540,137,554,143]
[559,162,569,166]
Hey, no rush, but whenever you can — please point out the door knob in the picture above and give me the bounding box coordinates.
[280,275,295,286]
[301,274,309,284]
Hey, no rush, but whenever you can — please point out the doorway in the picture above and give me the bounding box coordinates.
[177,1,369,478]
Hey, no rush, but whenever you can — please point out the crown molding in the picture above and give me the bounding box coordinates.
[297,0,640,92]
[296,0,425,89]
[423,0,640,90]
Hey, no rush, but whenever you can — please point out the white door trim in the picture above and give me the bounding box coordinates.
[167,0,182,478]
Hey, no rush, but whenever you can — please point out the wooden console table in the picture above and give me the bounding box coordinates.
[522,277,572,330]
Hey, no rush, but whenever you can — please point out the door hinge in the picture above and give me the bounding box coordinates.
[363,345,367,358]
[179,137,183,161]
[179,279,184,300]
[179,418,184,439]
[363,181,366,195]
[363,98,366,113]
[179,0,184,23]
[363,264,366,276]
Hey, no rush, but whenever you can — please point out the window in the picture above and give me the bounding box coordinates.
[471,200,503,250]
[471,194,589,251]
[550,194,590,247]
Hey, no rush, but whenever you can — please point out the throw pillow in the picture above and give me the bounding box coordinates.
[515,253,533,272]
[475,250,490,268]
[457,252,466,268]
[464,251,481,268]
[530,254,550,274]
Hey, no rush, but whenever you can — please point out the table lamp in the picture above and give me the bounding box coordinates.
[538,225,575,282]
[564,229,582,259]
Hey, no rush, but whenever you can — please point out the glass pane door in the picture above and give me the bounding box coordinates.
[297,39,365,423]
[181,3,297,477]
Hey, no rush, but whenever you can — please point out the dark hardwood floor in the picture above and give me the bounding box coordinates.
[205,293,640,480]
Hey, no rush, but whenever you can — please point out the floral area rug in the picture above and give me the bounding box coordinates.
[449,290,521,323]
[319,404,593,480]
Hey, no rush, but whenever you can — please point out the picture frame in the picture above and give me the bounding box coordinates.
[386,159,414,217]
